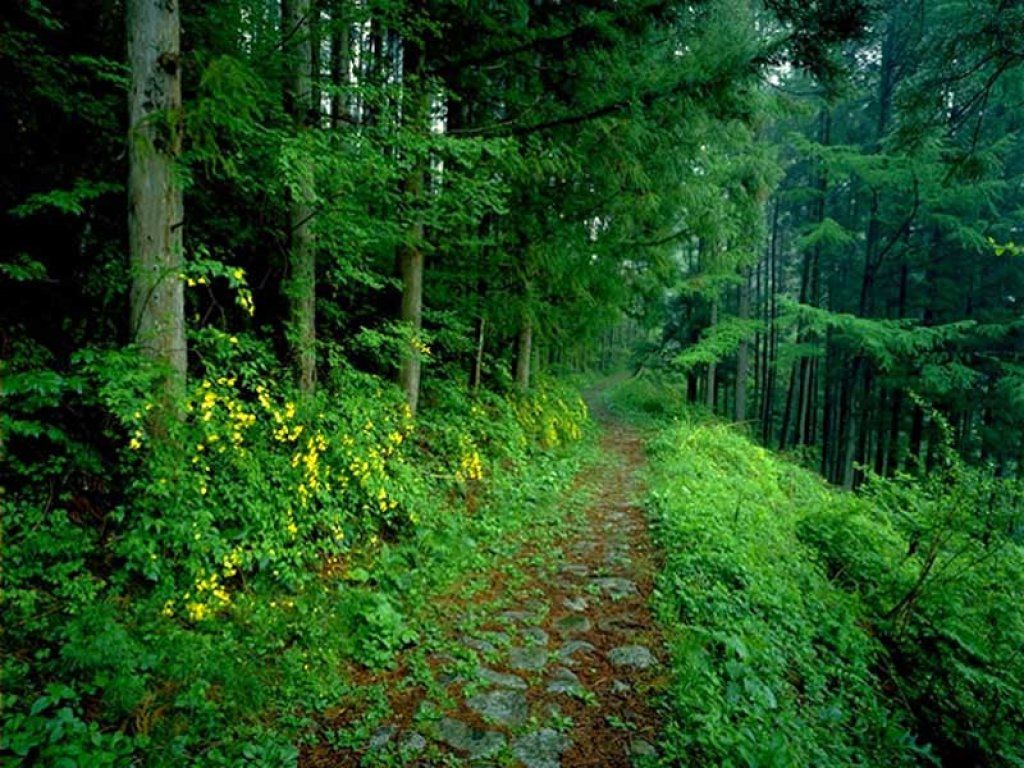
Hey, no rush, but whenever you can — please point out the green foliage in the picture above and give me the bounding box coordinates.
[641,413,924,766]
[1,339,590,764]
[614,373,1024,766]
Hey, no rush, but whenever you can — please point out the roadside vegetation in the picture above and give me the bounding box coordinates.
[609,375,1024,767]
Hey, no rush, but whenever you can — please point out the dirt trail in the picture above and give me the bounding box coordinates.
[307,393,665,767]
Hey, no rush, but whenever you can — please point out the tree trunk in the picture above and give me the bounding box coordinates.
[735,271,750,423]
[397,17,428,414]
[471,316,486,392]
[706,299,717,411]
[329,1,350,127]
[128,0,186,415]
[283,0,317,396]
[515,316,533,392]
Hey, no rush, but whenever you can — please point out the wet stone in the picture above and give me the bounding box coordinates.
[478,667,528,690]
[368,725,397,750]
[612,679,632,695]
[437,717,506,760]
[509,645,549,671]
[557,640,597,664]
[608,645,658,670]
[463,634,507,655]
[554,614,591,634]
[500,610,535,624]
[592,577,640,600]
[559,563,589,577]
[630,738,658,757]
[598,615,646,633]
[563,596,588,612]
[546,667,586,697]
[400,732,427,754]
[511,728,571,768]
[466,689,529,727]
[522,626,550,645]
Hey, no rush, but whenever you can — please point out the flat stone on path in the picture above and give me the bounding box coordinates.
[509,645,549,671]
[512,728,571,768]
[554,614,591,634]
[546,666,586,697]
[466,689,529,727]
[598,615,646,633]
[559,563,589,577]
[368,725,397,749]
[500,610,535,623]
[478,667,528,690]
[557,640,597,663]
[563,596,587,612]
[592,576,640,600]
[608,645,658,670]
[399,732,427,754]
[522,626,550,645]
[630,738,658,757]
[462,632,510,654]
[437,717,506,759]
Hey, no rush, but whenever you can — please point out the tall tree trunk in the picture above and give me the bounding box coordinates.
[329,1,350,128]
[128,0,186,416]
[735,271,750,423]
[397,18,428,414]
[283,0,317,396]
[471,316,486,392]
[515,316,533,392]
[706,299,717,411]
[761,201,780,444]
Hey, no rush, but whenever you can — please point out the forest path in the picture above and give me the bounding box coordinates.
[309,389,666,767]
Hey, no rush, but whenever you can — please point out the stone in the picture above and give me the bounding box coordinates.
[563,596,587,612]
[559,563,589,577]
[511,728,571,768]
[557,640,597,663]
[592,577,640,600]
[546,667,586,697]
[478,667,528,690]
[399,732,427,754]
[437,717,506,760]
[509,645,549,671]
[466,689,529,727]
[554,614,591,634]
[462,635,497,655]
[500,610,534,623]
[608,645,658,670]
[612,679,631,694]
[522,626,550,645]
[368,725,397,750]
[630,738,657,757]
[598,615,646,633]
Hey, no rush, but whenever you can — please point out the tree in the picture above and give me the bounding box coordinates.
[128,0,186,413]
[282,0,317,396]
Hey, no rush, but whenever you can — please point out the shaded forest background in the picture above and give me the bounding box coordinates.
[2,0,1024,765]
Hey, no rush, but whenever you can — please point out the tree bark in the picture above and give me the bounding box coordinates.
[128,0,186,415]
[735,271,750,423]
[706,299,717,411]
[397,20,428,414]
[515,316,533,392]
[283,0,317,396]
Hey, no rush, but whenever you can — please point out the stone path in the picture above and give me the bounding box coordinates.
[310,406,665,767]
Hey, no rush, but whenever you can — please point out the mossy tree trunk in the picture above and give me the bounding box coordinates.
[128,0,186,419]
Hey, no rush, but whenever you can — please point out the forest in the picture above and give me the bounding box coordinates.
[2,0,1023,766]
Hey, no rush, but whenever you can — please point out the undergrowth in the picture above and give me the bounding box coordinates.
[1,342,592,766]
[607,375,1024,767]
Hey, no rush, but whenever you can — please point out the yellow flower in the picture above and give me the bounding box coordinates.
[128,437,142,451]
[232,268,245,281]
[229,336,238,345]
